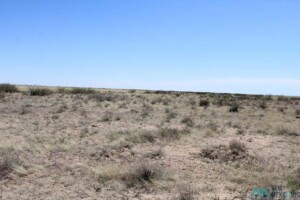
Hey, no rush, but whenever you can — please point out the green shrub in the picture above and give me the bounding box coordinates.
[29,88,52,96]
[229,103,239,112]
[69,87,95,94]
[199,99,210,107]
[0,83,18,93]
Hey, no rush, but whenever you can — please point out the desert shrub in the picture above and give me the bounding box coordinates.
[141,104,153,118]
[287,168,300,192]
[236,129,244,135]
[229,140,246,153]
[126,130,157,143]
[0,92,4,99]
[0,83,18,93]
[276,127,299,136]
[277,107,285,113]
[174,185,195,200]
[277,96,289,101]
[121,162,163,187]
[29,88,52,96]
[166,111,177,122]
[229,103,239,112]
[200,140,248,163]
[181,115,194,127]
[147,148,164,159]
[258,101,267,109]
[159,127,190,140]
[101,111,113,122]
[187,98,197,106]
[57,88,66,93]
[0,148,22,180]
[89,93,118,102]
[69,87,95,94]
[199,99,210,107]
[207,121,218,132]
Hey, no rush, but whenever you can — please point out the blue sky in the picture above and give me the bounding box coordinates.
[1,0,299,95]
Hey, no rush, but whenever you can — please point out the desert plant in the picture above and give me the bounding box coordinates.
[147,148,164,159]
[181,115,194,127]
[101,111,113,122]
[121,162,163,187]
[29,88,52,96]
[229,103,239,112]
[0,92,4,99]
[174,185,195,200]
[258,101,267,109]
[0,148,22,180]
[229,140,246,153]
[296,109,300,116]
[187,98,197,106]
[199,99,210,107]
[126,130,157,143]
[166,112,177,122]
[141,103,153,118]
[0,83,18,93]
[159,127,190,140]
[69,87,95,94]
[287,168,300,192]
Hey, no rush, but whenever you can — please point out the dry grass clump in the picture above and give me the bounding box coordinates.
[125,130,157,144]
[287,168,300,192]
[141,103,153,118]
[258,100,267,109]
[147,148,164,159]
[101,111,113,122]
[0,83,18,93]
[0,148,23,180]
[200,140,249,163]
[275,127,299,136]
[173,185,195,200]
[165,109,178,122]
[121,162,163,188]
[89,93,120,102]
[296,108,300,117]
[0,92,5,99]
[96,162,164,188]
[181,115,194,127]
[29,87,52,96]
[159,127,191,140]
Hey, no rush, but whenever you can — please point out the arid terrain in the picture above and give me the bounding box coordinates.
[0,84,299,200]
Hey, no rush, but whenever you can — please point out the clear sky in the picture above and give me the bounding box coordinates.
[1,0,299,95]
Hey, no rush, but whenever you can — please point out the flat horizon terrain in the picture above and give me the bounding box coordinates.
[0,85,300,199]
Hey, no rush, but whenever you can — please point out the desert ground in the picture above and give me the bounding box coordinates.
[0,84,299,200]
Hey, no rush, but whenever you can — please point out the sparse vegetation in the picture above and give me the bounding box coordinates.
[29,88,52,96]
[0,85,299,199]
[69,87,96,94]
[0,83,18,93]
